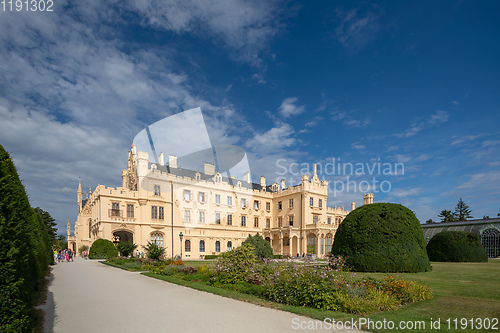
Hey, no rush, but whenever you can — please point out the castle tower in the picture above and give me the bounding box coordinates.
[77,178,83,213]
[363,193,374,205]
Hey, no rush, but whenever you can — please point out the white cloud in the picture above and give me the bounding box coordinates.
[246,123,296,152]
[351,143,366,150]
[278,97,305,118]
[330,111,370,128]
[388,188,423,198]
[482,140,500,148]
[456,171,500,190]
[398,110,450,138]
[332,7,380,52]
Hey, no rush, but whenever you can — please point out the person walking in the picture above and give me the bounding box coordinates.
[65,250,69,262]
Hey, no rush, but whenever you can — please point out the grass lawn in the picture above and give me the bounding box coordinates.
[139,260,500,333]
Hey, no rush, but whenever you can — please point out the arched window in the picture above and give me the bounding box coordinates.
[227,241,232,251]
[215,241,221,252]
[199,240,205,252]
[325,234,333,253]
[151,232,163,248]
[185,240,191,252]
[306,234,317,254]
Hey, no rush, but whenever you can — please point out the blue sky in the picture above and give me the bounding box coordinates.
[1,0,499,233]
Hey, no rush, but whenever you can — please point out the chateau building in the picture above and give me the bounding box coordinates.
[68,145,374,258]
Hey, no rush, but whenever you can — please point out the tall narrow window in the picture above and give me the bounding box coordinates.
[328,217,331,224]
[241,215,246,226]
[227,241,232,251]
[151,232,163,247]
[266,218,270,228]
[325,235,333,253]
[158,206,164,220]
[254,200,259,209]
[154,185,161,196]
[215,213,221,224]
[200,211,205,223]
[289,199,293,208]
[151,206,158,219]
[199,192,205,203]
[199,240,205,252]
[126,204,134,218]
[184,210,191,223]
[227,214,233,225]
[310,197,314,206]
[215,194,221,204]
[313,215,318,223]
[241,198,247,208]
[278,201,282,210]
[111,202,120,217]
[227,196,232,206]
[319,199,322,208]
[184,190,191,201]
[278,217,283,227]
[215,241,221,252]
[289,215,294,226]
[185,240,191,252]
[266,202,271,210]
[254,217,259,228]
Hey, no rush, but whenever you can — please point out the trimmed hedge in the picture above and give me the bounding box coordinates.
[204,255,218,260]
[89,239,118,259]
[0,145,52,332]
[331,203,431,273]
[427,231,488,262]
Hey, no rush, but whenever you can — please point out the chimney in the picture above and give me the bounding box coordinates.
[313,164,318,178]
[260,176,266,188]
[204,163,216,176]
[351,202,356,211]
[168,155,178,168]
[243,171,251,183]
[280,179,285,190]
[158,153,164,166]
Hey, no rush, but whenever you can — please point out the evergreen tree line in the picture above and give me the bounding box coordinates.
[0,145,54,332]
[426,198,500,224]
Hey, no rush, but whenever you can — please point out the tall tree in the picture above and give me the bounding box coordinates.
[438,210,455,222]
[454,198,473,221]
[425,219,435,224]
[34,207,57,245]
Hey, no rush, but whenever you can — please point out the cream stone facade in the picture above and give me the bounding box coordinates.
[68,145,373,258]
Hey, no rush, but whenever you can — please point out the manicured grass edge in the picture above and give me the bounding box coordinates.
[100,260,146,272]
[141,271,364,323]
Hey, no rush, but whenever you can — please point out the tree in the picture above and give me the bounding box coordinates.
[144,241,164,261]
[438,210,455,222]
[483,215,490,220]
[454,198,473,221]
[116,241,137,257]
[241,233,273,259]
[425,219,435,224]
[34,207,57,245]
[56,235,68,250]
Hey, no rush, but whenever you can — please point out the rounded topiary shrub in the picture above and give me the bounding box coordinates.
[426,231,488,262]
[89,238,118,259]
[331,203,431,273]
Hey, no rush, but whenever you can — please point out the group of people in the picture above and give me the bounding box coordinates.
[54,249,74,263]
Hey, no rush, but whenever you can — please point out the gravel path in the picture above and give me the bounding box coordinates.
[43,257,365,332]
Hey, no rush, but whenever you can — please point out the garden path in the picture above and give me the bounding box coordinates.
[43,257,366,332]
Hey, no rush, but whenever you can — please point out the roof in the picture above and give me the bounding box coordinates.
[421,217,500,228]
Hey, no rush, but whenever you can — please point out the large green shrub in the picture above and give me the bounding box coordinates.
[426,231,488,262]
[144,241,165,261]
[209,243,256,284]
[331,203,431,272]
[241,233,273,259]
[116,241,137,257]
[88,239,118,259]
[0,145,52,332]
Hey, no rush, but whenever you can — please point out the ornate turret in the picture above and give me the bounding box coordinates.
[77,178,83,213]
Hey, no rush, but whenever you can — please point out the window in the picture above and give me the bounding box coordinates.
[289,199,293,208]
[185,240,191,252]
[283,237,290,246]
[289,215,293,226]
[227,196,232,206]
[159,206,164,220]
[184,210,191,223]
[200,211,205,223]
[266,202,271,210]
[215,241,221,252]
[111,202,120,217]
[227,241,232,251]
[320,238,324,254]
[278,201,282,210]
[241,215,246,226]
[151,232,163,247]
[151,206,158,219]
[241,198,247,208]
[199,192,205,203]
[325,235,333,253]
[266,218,270,228]
[126,204,134,218]
[319,199,322,208]
[254,217,259,228]
[278,217,283,227]
[307,234,317,254]
[199,240,205,252]
[313,215,318,223]
[310,197,314,206]
[215,213,221,224]
[154,185,161,196]
[227,214,232,225]
[215,194,220,204]
[328,217,331,225]
[184,190,191,201]
[254,200,259,209]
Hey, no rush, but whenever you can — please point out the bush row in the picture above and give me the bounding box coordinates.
[0,145,53,332]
